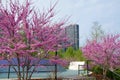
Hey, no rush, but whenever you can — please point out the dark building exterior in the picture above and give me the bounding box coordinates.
[65,24,79,49]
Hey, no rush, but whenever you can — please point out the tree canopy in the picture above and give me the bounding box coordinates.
[0,0,69,80]
[82,34,120,77]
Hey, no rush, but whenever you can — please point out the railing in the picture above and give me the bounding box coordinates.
[77,62,96,80]
[78,64,86,76]
[0,64,58,79]
[78,60,92,76]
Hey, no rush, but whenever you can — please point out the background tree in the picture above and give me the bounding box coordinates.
[91,22,105,42]
[82,34,120,79]
[58,47,86,61]
[0,0,69,80]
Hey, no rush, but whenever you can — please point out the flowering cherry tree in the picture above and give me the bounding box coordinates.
[82,34,120,78]
[0,0,69,80]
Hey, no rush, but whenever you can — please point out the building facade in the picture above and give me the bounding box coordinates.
[65,24,79,49]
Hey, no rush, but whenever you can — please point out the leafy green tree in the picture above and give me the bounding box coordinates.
[58,47,86,61]
[74,49,86,61]
[65,47,74,57]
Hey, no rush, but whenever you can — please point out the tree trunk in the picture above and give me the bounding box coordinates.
[102,68,107,80]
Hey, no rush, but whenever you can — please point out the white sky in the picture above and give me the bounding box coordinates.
[2,0,120,46]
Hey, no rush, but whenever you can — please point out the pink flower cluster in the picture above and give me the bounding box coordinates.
[82,34,120,69]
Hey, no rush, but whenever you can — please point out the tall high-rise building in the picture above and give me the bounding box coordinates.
[65,24,79,49]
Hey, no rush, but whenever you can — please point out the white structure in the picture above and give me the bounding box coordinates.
[69,61,85,70]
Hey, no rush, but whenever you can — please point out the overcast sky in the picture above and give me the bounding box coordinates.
[2,0,120,46]
[31,0,120,46]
